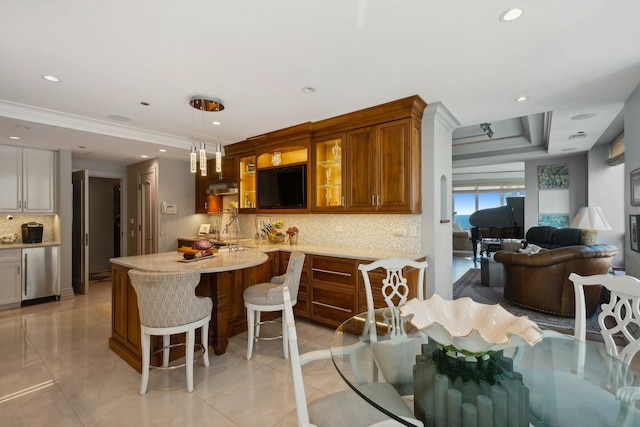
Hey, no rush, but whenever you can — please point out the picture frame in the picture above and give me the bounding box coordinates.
[630,215,639,252]
[631,168,640,206]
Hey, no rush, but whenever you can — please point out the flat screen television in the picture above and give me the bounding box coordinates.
[257,164,307,209]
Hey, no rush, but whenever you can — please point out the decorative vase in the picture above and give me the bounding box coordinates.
[289,233,298,245]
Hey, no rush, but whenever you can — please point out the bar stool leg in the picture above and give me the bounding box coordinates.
[186,329,195,392]
[140,331,151,395]
[282,312,289,359]
[162,335,170,368]
[202,322,210,367]
[246,308,255,360]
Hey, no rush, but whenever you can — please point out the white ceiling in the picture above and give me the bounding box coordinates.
[0,1,638,171]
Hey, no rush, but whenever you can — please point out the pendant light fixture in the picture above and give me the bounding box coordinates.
[215,143,222,173]
[188,96,225,175]
[199,140,207,176]
[190,146,197,173]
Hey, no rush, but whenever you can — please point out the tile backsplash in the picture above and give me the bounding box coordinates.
[228,213,422,253]
[0,214,55,243]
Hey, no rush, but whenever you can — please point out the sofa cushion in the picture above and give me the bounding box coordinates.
[525,226,582,249]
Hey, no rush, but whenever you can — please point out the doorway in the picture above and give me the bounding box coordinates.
[72,173,123,294]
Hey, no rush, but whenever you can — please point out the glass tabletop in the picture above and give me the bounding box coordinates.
[330,309,640,427]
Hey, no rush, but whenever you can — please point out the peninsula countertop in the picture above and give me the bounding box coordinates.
[109,249,268,273]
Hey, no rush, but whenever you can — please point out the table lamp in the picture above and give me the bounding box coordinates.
[569,206,611,245]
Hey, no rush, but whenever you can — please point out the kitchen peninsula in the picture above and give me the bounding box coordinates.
[109,243,426,372]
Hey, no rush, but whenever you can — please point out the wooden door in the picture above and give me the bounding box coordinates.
[346,127,377,212]
[139,167,157,255]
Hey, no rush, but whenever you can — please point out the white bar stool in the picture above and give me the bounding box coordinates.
[243,251,305,360]
[128,269,213,394]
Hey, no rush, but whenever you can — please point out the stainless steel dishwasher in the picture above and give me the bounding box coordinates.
[22,246,59,303]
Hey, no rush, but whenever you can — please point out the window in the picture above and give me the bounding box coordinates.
[453,184,525,231]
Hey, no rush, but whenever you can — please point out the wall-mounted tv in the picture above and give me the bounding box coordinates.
[257,164,307,209]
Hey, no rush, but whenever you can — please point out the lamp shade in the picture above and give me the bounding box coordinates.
[569,207,612,231]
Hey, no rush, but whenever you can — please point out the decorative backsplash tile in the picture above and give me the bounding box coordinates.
[0,215,55,243]
[234,213,421,253]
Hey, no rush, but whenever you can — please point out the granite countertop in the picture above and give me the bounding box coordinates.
[179,236,425,261]
[0,241,61,250]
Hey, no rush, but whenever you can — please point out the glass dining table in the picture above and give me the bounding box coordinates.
[330,309,640,427]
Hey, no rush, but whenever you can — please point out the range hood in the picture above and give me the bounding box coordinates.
[208,183,239,196]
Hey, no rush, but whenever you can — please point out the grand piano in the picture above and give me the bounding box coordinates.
[468,196,525,260]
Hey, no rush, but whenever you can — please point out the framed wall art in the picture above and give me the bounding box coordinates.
[631,168,640,206]
[630,215,639,252]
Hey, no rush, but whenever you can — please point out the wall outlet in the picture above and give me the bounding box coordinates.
[409,226,419,237]
[335,226,344,232]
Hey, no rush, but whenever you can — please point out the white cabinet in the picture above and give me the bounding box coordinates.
[0,146,56,213]
[0,249,21,307]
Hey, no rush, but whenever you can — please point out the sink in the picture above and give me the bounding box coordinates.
[216,246,247,252]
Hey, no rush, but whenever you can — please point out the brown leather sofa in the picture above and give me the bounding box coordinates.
[494,227,618,317]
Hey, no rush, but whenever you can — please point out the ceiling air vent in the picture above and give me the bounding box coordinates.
[568,132,587,140]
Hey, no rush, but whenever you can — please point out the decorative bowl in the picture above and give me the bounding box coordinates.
[1,233,18,244]
[400,294,542,359]
[268,233,286,244]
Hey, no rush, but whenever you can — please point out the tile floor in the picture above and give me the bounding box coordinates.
[0,257,476,427]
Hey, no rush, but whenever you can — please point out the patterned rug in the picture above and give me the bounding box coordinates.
[453,268,601,335]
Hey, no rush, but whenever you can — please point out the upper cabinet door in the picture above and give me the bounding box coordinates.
[210,155,238,183]
[22,148,56,212]
[0,146,22,212]
[346,127,377,212]
[376,119,412,213]
[0,146,55,213]
[312,135,345,212]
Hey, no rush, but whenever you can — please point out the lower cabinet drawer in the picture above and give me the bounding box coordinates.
[310,285,357,327]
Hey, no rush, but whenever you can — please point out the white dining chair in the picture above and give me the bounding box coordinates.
[282,285,423,427]
[570,272,640,427]
[359,257,428,386]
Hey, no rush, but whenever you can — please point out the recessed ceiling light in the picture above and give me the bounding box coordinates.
[302,87,316,94]
[515,95,528,102]
[42,75,61,82]
[159,149,167,153]
[571,113,597,120]
[140,155,149,158]
[212,121,221,126]
[9,136,20,140]
[500,8,524,22]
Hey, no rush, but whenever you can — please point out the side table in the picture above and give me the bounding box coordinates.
[480,256,504,287]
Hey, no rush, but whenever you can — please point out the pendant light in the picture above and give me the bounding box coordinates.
[199,141,207,176]
[188,96,225,175]
[190,146,197,173]
[215,143,222,173]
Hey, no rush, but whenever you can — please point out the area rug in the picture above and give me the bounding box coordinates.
[453,268,601,335]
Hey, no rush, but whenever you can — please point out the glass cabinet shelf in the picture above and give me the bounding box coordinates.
[314,137,343,210]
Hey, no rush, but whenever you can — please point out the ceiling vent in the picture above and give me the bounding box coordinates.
[568,132,587,140]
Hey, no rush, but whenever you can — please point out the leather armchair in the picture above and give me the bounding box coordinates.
[494,244,618,316]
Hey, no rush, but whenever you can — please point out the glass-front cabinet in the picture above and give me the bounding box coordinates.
[313,136,344,211]
[239,154,256,210]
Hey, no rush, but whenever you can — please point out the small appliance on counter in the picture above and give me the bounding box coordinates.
[21,222,44,243]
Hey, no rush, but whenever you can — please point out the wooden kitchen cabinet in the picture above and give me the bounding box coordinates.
[346,119,419,213]
[0,146,56,213]
[194,160,210,213]
[309,255,358,328]
[209,155,238,184]
[239,154,256,210]
[312,135,345,212]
